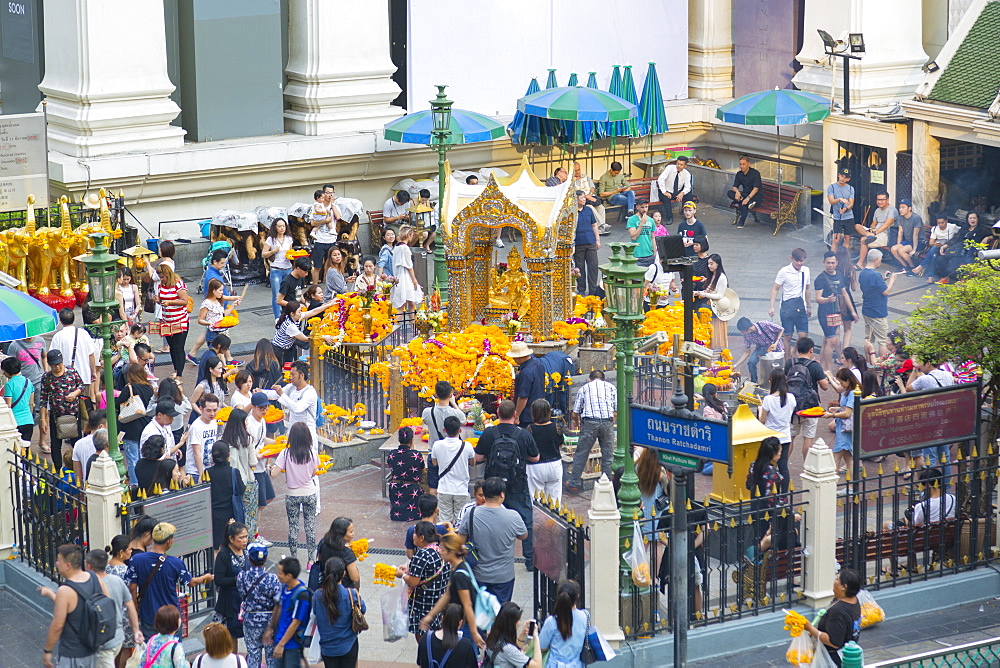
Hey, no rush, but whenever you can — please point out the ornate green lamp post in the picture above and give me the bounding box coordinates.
[430,85,454,301]
[598,242,648,583]
[79,233,125,480]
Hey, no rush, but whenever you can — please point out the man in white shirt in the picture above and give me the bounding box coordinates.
[140,399,181,459]
[187,393,219,477]
[907,358,956,468]
[268,360,318,446]
[71,410,107,482]
[430,415,476,524]
[309,188,340,283]
[49,308,99,398]
[656,156,693,224]
[915,213,961,281]
[382,190,411,225]
[768,248,812,358]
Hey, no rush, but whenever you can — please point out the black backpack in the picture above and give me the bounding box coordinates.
[786,359,820,411]
[485,427,523,486]
[65,574,118,652]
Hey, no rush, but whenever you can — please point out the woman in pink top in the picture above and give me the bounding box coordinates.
[269,422,319,562]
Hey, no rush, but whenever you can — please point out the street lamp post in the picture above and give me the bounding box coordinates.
[430,85,454,301]
[598,242,647,586]
[79,233,125,481]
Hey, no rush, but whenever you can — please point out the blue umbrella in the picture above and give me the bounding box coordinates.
[639,62,668,135]
[586,71,599,89]
[567,72,579,87]
[609,64,646,138]
[605,66,624,140]
[516,86,638,122]
[384,109,505,145]
[545,69,559,89]
[508,78,549,146]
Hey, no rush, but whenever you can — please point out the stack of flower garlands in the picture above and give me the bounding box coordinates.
[370,324,514,400]
[549,295,606,345]
[638,303,714,356]
[216,310,239,328]
[698,348,735,391]
[312,290,394,353]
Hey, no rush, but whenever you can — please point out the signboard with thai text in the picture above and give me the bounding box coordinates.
[141,486,213,555]
[0,112,47,213]
[857,383,980,458]
[631,404,730,464]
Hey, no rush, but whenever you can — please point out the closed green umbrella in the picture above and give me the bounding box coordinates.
[639,62,669,161]
[545,68,559,89]
[567,72,579,87]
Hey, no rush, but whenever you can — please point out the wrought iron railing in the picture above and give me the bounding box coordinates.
[9,446,88,582]
[623,491,808,639]
[532,495,589,625]
[867,636,1000,667]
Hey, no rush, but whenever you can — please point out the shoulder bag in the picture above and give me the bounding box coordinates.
[137,555,167,605]
[779,271,807,318]
[347,587,368,633]
[8,377,28,410]
[142,639,179,668]
[119,385,148,423]
[463,506,480,568]
[436,441,469,482]
[580,609,597,664]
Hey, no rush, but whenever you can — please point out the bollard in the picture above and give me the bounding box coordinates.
[840,641,864,668]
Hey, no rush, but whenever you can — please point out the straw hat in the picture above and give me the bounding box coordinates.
[507,340,533,359]
[82,192,102,209]
[710,288,741,321]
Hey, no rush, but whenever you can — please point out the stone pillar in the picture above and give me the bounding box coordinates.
[688,0,734,100]
[793,0,929,110]
[911,120,941,220]
[800,440,839,609]
[587,474,625,646]
[284,0,402,135]
[86,452,124,555]
[0,401,22,558]
[38,0,184,157]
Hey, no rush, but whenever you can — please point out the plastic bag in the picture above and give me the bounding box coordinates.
[124,643,145,668]
[626,520,652,587]
[785,633,813,666]
[381,586,409,643]
[857,589,885,629]
[807,642,837,667]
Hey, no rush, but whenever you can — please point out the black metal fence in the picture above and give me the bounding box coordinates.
[9,446,88,582]
[838,443,999,590]
[532,496,589,625]
[623,491,808,639]
[633,356,673,409]
[119,487,216,619]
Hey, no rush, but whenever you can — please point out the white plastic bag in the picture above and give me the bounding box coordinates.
[381,586,409,642]
[626,519,652,587]
[857,589,885,629]
[807,641,838,667]
[305,617,322,665]
[785,633,813,666]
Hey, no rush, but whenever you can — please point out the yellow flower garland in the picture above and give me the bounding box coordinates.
[638,304,714,356]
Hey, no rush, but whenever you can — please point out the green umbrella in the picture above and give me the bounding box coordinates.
[545,69,558,89]
[0,286,57,341]
[639,62,669,161]
[384,108,505,145]
[516,86,638,122]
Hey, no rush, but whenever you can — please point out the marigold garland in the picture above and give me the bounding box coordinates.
[639,303,714,356]
[313,292,394,352]
[350,538,370,561]
[374,563,397,586]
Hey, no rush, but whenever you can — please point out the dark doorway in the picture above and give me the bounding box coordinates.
[835,141,888,226]
[389,0,407,109]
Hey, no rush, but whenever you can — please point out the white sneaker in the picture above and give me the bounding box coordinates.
[495,239,505,248]
[255,535,273,547]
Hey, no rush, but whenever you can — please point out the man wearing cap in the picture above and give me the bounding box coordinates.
[676,201,707,256]
[509,342,545,428]
[626,198,656,267]
[140,398,183,459]
[827,168,856,253]
[656,156,693,224]
[730,155,762,228]
[574,190,602,296]
[126,522,214,638]
[890,199,924,275]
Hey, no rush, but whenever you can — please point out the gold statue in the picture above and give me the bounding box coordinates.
[488,245,531,318]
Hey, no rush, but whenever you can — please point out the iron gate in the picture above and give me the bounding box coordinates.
[532,495,589,624]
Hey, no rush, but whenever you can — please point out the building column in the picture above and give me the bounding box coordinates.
[688,0,734,100]
[800,440,840,609]
[793,0,929,110]
[587,475,625,646]
[284,0,403,135]
[85,453,123,558]
[911,120,941,220]
[38,0,184,157]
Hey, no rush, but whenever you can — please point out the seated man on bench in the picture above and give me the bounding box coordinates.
[597,160,635,224]
[729,155,762,228]
[656,156,694,224]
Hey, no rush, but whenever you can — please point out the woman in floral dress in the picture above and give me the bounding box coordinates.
[387,426,424,522]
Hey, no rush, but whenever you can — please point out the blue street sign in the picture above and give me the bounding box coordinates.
[631,405,730,464]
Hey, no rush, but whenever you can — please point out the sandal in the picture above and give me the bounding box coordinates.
[40,445,51,454]
[155,346,170,354]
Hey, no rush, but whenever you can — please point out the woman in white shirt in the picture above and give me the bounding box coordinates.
[694,253,730,349]
[263,218,294,320]
[757,369,796,491]
[230,370,254,412]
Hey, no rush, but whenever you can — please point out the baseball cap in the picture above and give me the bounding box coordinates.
[152,522,176,543]
[899,198,912,207]
[251,392,270,408]
[46,349,63,366]
[682,201,698,210]
[839,167,851,177]
[897,359,914,374]
[636,197,649,206]
[152,398,180,418]
[247,542,269,564]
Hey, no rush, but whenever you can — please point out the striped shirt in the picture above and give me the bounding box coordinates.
[272,318,303,351]
[573,378,617,419]
[158,280,189,330]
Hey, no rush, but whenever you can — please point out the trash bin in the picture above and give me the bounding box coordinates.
[757,351,785,387]
[145,238,160,254]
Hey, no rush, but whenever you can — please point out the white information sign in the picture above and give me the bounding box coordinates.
[0,112,47,213]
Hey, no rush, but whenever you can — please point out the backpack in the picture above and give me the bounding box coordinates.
[485,427,523,487]
[65,574,118,652]
[460,562,500,631]
[786,359,820,411]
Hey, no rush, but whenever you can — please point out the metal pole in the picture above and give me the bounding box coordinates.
[433,139,450,300]
[681,263,695,409]
[671,470,689,667]
[101,318,124,481]
[842,55,851,115]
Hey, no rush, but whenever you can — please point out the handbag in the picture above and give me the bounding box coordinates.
[56,413,80,440]
[119,387,148,423]
[347,587,368,633]
[231,468,247,523]
[779,272,807,316]
[825,312,842,328]
[580,609,597,664]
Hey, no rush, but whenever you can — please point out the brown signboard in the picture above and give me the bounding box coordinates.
[857,383,979,458]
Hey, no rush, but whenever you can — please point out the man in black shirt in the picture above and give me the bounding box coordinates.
[784,336,830,457]
[729,155,762,228]
[475,400,540,571]
[814,252,857,370]
[276,258,311,310]
[510,342,546,427]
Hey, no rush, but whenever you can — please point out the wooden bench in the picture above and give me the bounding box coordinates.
[367,209,386,254]
[730,180,802,236]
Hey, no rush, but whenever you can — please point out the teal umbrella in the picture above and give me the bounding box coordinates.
[384,109,505,145]
[508,78,553,146]
[545,69,558,89]
[586,72,599,89]
[609,64,646,138]
[716,88,830,201]
[517,86,638,122]
[567,72,578,87]
[639,62,668,135]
